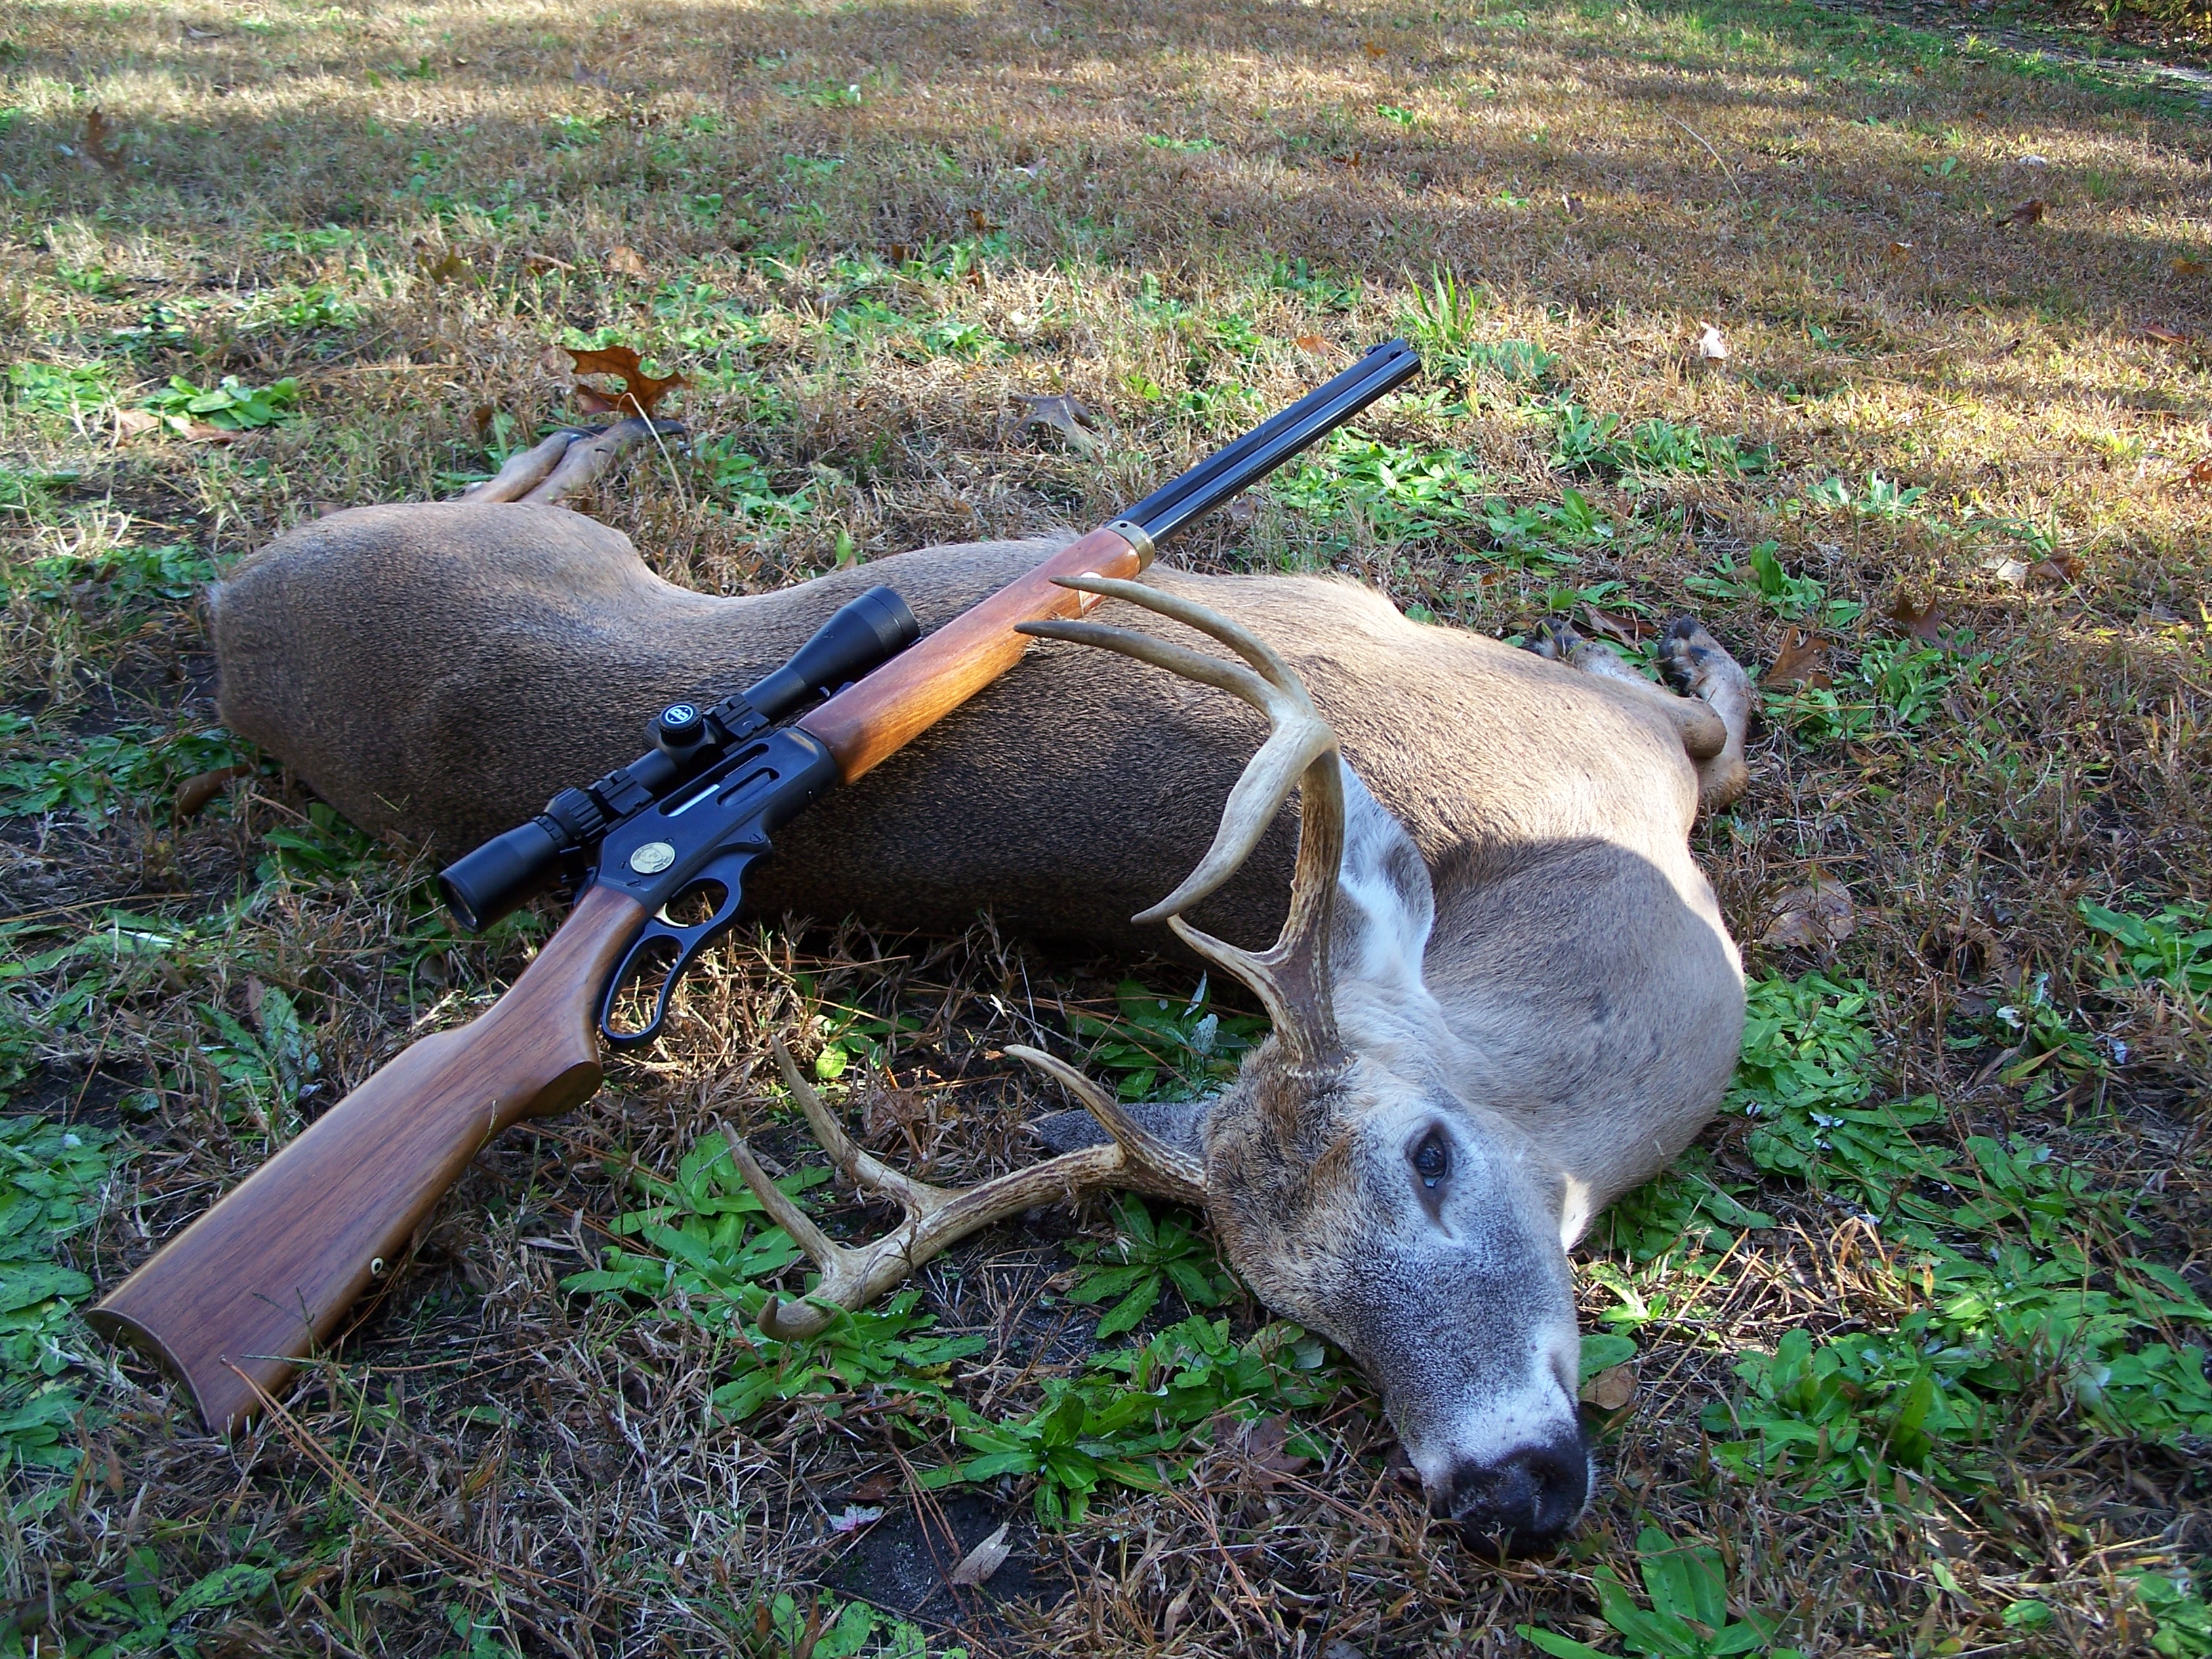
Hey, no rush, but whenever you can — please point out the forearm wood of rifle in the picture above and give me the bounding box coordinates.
[797,525,1147,783]
[88,886,647,1433]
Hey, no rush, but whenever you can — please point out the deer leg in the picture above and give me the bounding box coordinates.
[1525,619,1740,805]
[1657,616,1753,813]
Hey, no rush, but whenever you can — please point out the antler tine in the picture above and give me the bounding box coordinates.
[720,1042,1208,1341]
[1018,575,1348,1069]
[1004,1045,1206,1199]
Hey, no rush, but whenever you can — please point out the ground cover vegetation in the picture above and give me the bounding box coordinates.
[0,0,2207,1650]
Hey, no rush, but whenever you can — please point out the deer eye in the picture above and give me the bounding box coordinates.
[1412,1132,1449,1188]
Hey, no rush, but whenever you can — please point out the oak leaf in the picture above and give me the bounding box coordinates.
[605,245,649,277]
[1296,332,1328,353]
[2173,256,2207,278]
[2003,198,2046,226]
[1888,592,1957,649]
[1885,241,1913,264]
[1764,625,1829,688]
[82,109,126,173]
[2188,459,2212,488]
[562,344,687,417]
[1363,39,1387,56]
[2143,323,2194,346]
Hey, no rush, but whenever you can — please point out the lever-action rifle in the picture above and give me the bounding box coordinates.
[90,339,1424,1433]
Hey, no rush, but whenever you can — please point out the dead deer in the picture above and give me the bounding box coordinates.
[209,501,1755,1555]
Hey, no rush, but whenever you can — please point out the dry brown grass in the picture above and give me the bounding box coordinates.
[2,0,2209,1652]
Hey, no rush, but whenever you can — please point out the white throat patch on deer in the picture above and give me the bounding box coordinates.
[729,577,1592,1556]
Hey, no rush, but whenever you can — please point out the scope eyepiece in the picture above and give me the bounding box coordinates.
[438,817,567,933]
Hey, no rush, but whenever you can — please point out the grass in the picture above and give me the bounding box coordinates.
[1,0,2209,1651]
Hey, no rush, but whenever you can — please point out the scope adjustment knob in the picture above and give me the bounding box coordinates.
[655,701,706,750]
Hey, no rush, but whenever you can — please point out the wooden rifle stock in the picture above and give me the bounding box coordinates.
[798,525,1145,780]
[91,527,1145,1433]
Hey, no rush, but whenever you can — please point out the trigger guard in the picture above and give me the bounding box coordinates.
[596,866,749,1050]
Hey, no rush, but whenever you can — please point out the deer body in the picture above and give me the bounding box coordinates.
[209,501,1754,1553]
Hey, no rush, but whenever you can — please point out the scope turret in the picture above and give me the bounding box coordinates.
[438,585,920,933]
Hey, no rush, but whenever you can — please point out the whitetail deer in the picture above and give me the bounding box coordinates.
[210,500,1754,1555]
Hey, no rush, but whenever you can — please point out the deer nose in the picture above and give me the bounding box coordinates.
[1436,1429,1589,1559]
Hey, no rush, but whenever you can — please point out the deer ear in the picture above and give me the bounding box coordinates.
[1031,1097,1213,1166]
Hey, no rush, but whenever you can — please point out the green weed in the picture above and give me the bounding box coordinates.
[1549,403,1767,481]
[1066,976,1265,1101]
[1765,637,1990,745]
[0,1115,113,1477]
[560,1134,984,1419]
[2133,1570,2212,1659]
[1067,1195,1234,1338]
[743,1591,966,1659]
[139,375,302,434]
[1519,1525,1804,1658]
[925,1315,1337,1525]
[2080,899,2212,1002]
[0,722,251,822]
[45,1544,283,1654]
[692,438,817,527]
[7,361,115,421]
[1683,541,1862,628]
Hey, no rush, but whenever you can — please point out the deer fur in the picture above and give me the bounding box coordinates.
[209,501,1754,1555]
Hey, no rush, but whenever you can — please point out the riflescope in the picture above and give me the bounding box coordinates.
[438,585,921,931]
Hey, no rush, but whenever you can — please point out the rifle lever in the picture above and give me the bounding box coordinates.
[596,846,758,1048]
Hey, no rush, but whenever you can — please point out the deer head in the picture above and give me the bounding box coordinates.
[725,577,1589,1557]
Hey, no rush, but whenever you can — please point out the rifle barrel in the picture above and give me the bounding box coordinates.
[1116,338,1420,548]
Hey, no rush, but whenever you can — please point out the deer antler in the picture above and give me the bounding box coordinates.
[723,1038,1206,1340]
[1018,575,1347,1071]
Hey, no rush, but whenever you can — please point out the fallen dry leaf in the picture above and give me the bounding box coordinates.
[1296,332,1328,353]
[605,245,649,277]
[571,57,611,89]
[2003,198,2047,227]
[847,1470,901,1505]
[175,764,255,819]
[1761,875,1857,951]
[113,408,163,441]
[2030,552,2077,586]
[1885,241,1913,264]
[518,249,572,274]
[1004,392,1101,457]
[949,1522,1012,1588]
[2174,257,2207,279]
[82,110,126,173]
[1580,604,1649,647]
[966,208,998,234]
[563,344,687,417]
[1888,592,1957,649]
[1697,323,1729,362]
[2188,459,2212,488]
[1580,1363,1637,1412]
[1223,1413,1311,1483]
[827,1504,883,1534]
[1764,625,1830,689]
[418,247,475,285]
[886,241,914,264]
[1162,1584,1194,1639]
[1362,39,1387,56]
[1983,554,2032,587]
[2143,323,2195,346]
